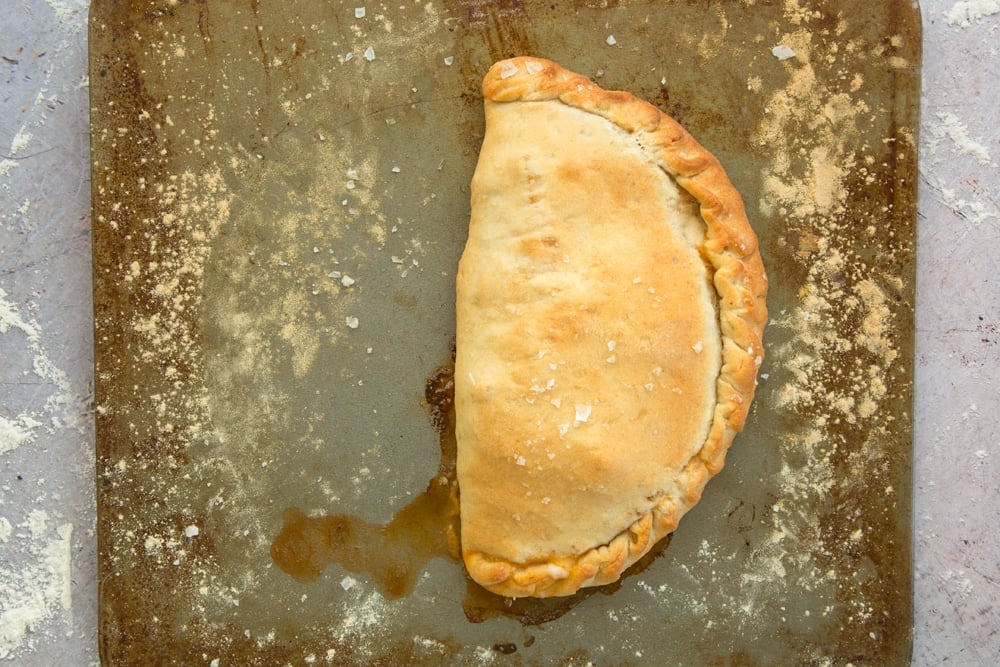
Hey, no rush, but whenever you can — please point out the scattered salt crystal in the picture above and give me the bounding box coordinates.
[443,55,455,66]
[184,525,199,538]
[693,341,704,354]
[541,497,551,505]
[574,404,592,425]
[354,7,366,18]
[328,270,342,279]
[340,576,357,590]
[525,60,543,74]
[346,180,356,190]
[607,340,616,351]
[345,316,359,329]
[515,456,526,466]
[499,61,518,79]
[606,35,617,46]
[772,45,796,60]
[391,165,401,173]
[340,275,355,287]
[391,256,404,264]
[606,355,616,364]
[345,52,354,61]
[346,168,358,179]
[363,46,375,61]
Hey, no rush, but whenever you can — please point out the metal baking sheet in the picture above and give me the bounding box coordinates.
[91,0,920,664]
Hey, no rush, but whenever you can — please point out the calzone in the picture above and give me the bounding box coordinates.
[455,57,767,598]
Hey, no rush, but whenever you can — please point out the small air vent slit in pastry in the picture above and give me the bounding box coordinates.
[456,57,767,598]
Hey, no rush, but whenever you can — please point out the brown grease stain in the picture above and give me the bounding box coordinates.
[270,365,460,599]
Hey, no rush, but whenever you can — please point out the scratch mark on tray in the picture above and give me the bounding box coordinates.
[248,0,271,92]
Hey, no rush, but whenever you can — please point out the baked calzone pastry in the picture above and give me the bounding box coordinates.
[455,57,767,598]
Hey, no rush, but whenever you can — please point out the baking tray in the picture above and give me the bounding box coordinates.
[91,0,921,664]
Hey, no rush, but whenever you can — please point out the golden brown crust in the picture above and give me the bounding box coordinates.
[456,57,767,598]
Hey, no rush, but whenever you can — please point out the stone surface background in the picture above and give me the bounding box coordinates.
[1,0,997,664]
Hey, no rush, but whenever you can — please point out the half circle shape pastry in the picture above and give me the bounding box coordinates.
[455,57,768,598]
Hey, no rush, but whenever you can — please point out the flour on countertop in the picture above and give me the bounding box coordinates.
[0,292,87,658]
[0,286,86,452]
[920,112,998,224]
[1,0,95,662]
[927,112,992,166]
[0,513,73,659]
[944,0,1000,26]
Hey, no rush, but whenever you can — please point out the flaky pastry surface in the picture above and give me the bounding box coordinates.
[455,57,767,598]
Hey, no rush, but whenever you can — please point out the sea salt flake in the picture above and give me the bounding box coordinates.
[345,316,360,329]
[355,7,366,18]
[772,45,796,60]
[500,61,518,78]
[606,35,617,46]
[184,525,199,538]
[340,275,356,287]
[443,55,455,66]
[574,404,592,425]
[363,46,376,61]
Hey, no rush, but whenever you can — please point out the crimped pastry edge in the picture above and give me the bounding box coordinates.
[462,57,768,598]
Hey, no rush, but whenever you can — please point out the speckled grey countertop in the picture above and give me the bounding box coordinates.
[1,1,997,665]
